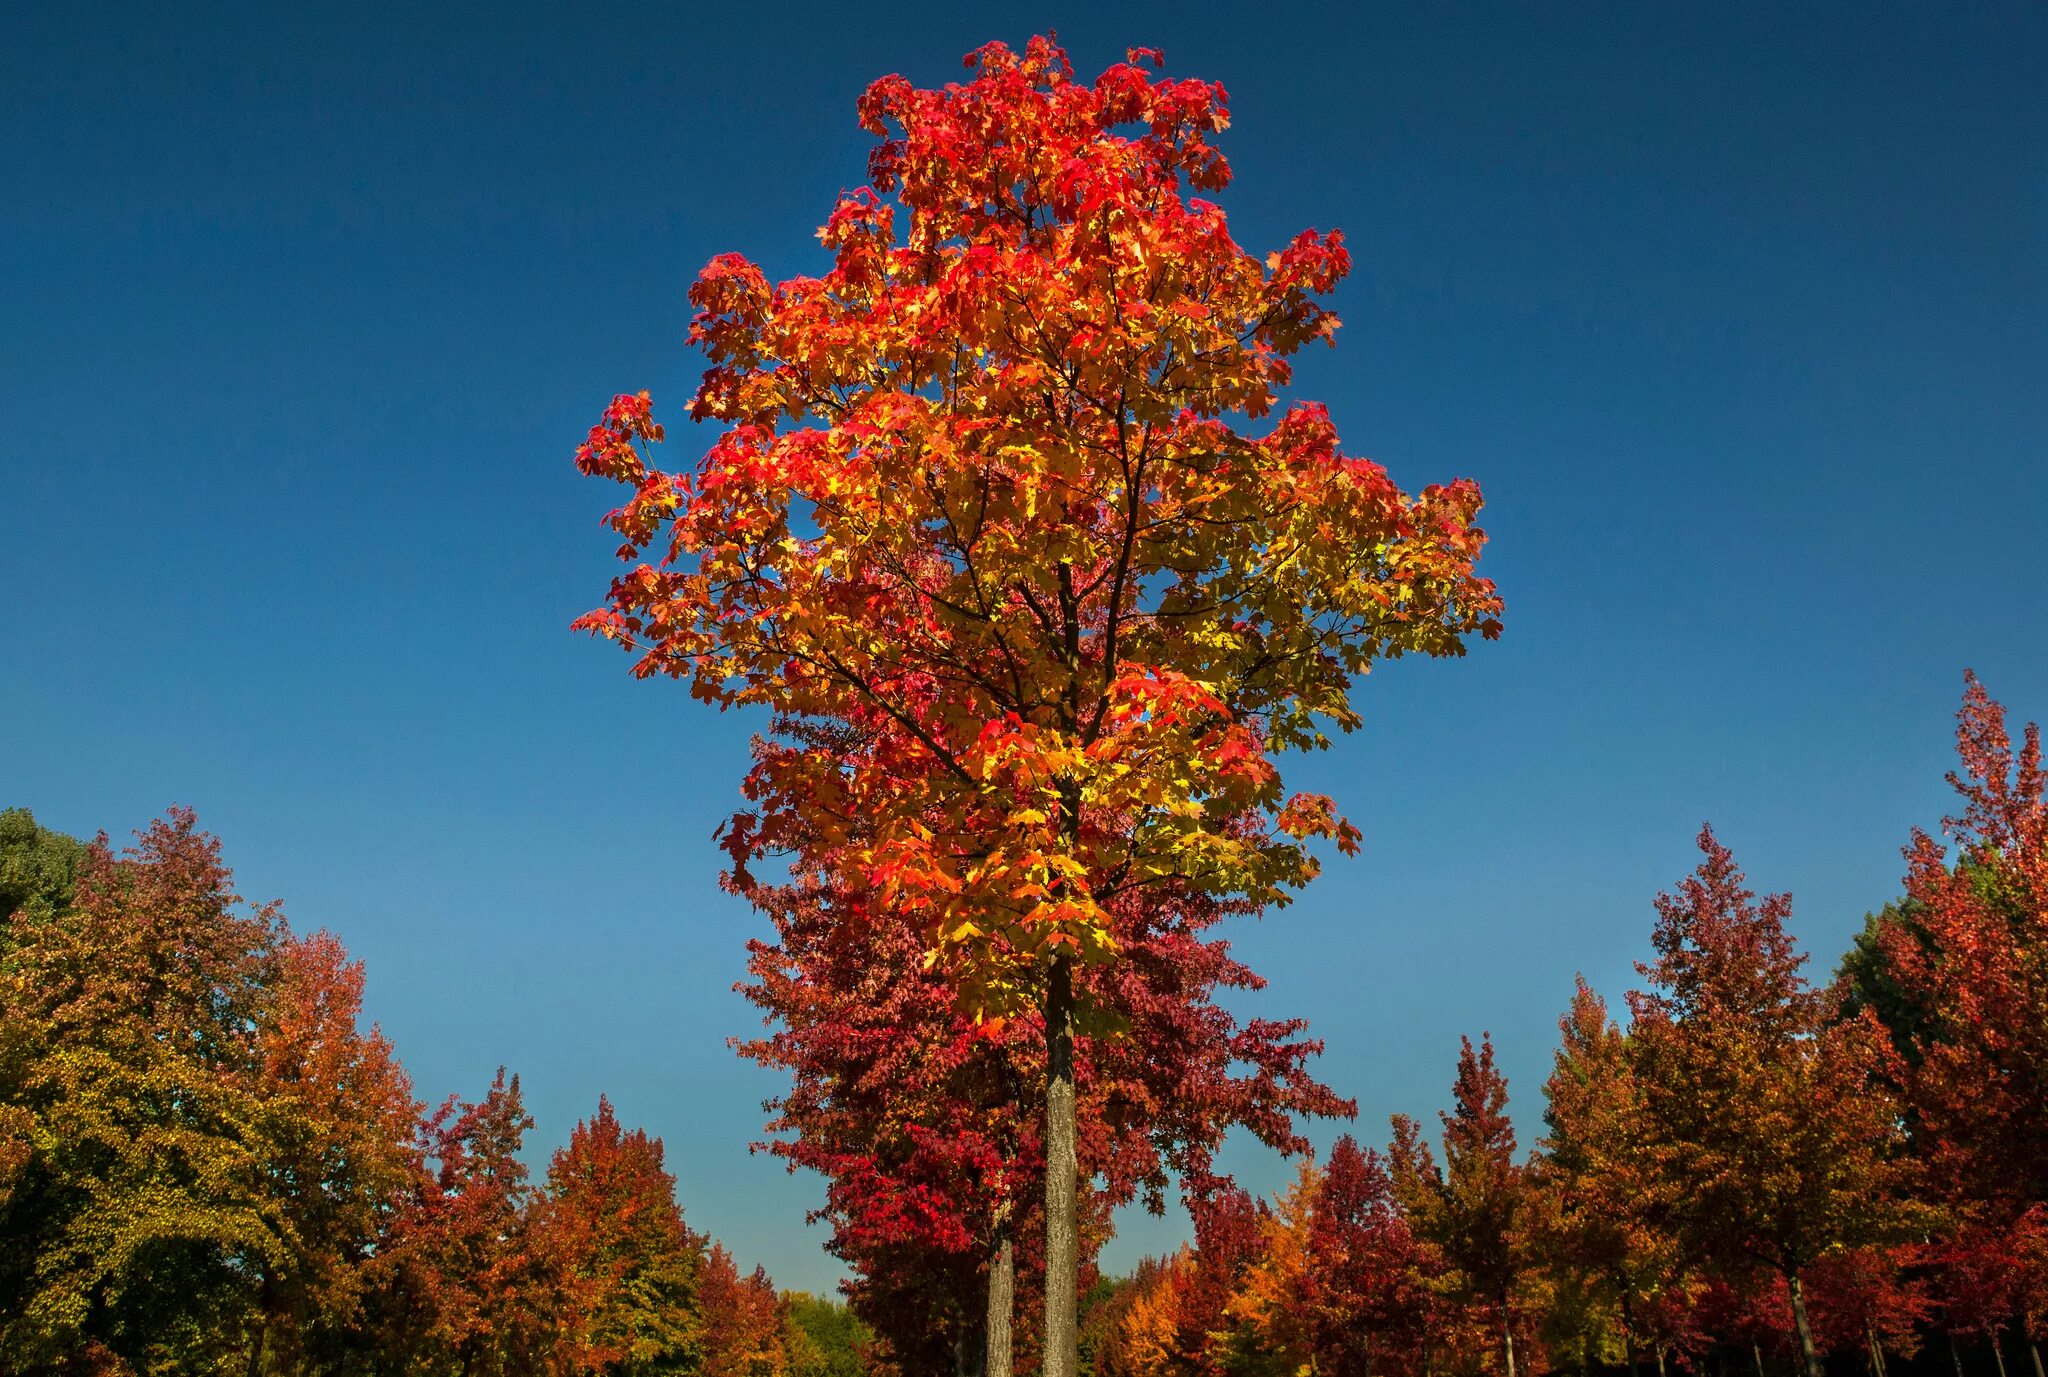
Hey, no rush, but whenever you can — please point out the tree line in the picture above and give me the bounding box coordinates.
[1074,676,2045,1377]
[5,674,2040,1376]
[0,806,869,1376]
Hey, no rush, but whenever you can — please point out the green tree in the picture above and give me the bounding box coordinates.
[0,807,85,929]
[782,1293,871,1377]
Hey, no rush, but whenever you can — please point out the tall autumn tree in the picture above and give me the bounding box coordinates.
[572,36,1501,1374]
[1628,828,1917,1377]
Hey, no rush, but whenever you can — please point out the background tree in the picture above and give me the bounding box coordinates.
[0,809,283,1370]
[782,1293,874,1377]
[699,1242,799,1377]
[371,1069,569,1375]
[247,929,421,1373]
[0,808,82,1223]
[1223,1135,1427,1377]
[1800,1245,1928,1377]
[572,34,1501,1376]
[1387,1111,1460,1373]
[1628,827,1919,1377]
[1873,676,2048,1377]
[1300,1135,1428,1376]
[1427,1034,1532,1377]
[540,1095,706,1374]
[0,807,84,929]
[1533,977,1692,1377]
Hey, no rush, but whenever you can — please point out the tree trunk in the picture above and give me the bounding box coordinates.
[1658,1347,1668,1377]
[1756,1342,1768,1377]
[1992,1338,2010,1377]
[1950,1333,1966,1377]
[1623,1292,1640,1377]
[986,1224,1015,1377]
[1788,1272,1823,1377]
[1868,1324,1889,1377]
[2029,1341,2045,1377]
[245,1320,266,1377]
[1504,1317,1518,1377]
[1042,952,1080,1377]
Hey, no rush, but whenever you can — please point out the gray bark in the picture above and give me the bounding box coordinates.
[986,1227,1015,1377]
[1788,1272,1823,1377]
[1041,952,1079,1377]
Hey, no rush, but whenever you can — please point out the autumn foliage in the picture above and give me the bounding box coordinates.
[0,807,861,1376]
[1083,675,2044,1377]
[573,34,1501,1375]
[5,28,2042,1377]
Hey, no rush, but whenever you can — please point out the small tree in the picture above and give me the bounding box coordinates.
[1431,1035,1532,1377]
[541,1096,705,1374]
[1534,977,1693,1377]
[1302,1136,1429,1376]
[249,929,421,1371]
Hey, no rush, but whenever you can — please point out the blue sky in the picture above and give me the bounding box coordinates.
[3,2,2043,1291]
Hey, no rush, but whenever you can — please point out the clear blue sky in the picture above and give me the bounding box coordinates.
[3,2,2043,1292]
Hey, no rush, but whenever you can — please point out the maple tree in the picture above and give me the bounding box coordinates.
[539,1095,706,1373]
[1864,675,2048,1377]
[699,1242,802,1377]
[1627,827,1918,1377]
[246,928,421,1371]
[1532,977,1694,1377]
[1296,1135,1431,1376]
[572,36,1500,1374]
[0,809,285,1368]
[1394,1035,1533,1377]
[1223,1136,1427,1377]
[1799,1244,1928,1376]
[370,1068,573,1374]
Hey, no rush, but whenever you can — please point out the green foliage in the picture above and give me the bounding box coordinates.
[0,807,84,930]
[782,1293,870,1377]
[1837,900,1936,1068]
